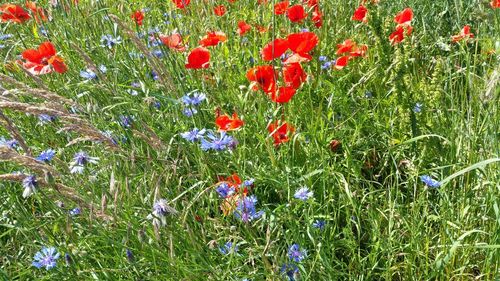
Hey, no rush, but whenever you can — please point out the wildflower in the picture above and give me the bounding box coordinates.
[0,4,31,23]
[394,8,413,26]
[181,128,206,142]
[287,31,319,58]
[280,263,299,280]
[182,91,207,106]
[22,175,37,198]
[25,1,47,23]
[151,199,177,227]
[294,186,313,201]
[246,65,277,93]
[0,137,18,149]
[268,120,295,146]
[413,103,423,113]
[21,42,68,75]
[199,31,227,47]
[100,34,122,48]
[182,107,198,117]
[261,38,289,61]
[32,247,60,270]
[215,112,244,131]
[219,242,239,255]
[237,21,252,36]
[334,56,349,70]
[119,115,134,128]
[131,10,144,26]
[216,182,234,198]
[492,0,500,8]
[80,69,97,80]
[312,220,326,230]
[274,1,289,15]
[234,195,264,222]
[38,114,56,124]
[420,175,441,188]
[451,25,474,43]
[288,244,306,262]
[69,151,99,174]
[126,249,134,263]
[283,62,307,89]
[172,0,190,9]
[69,208,81,216]
[311,6,322,28]
[201,131,236,151]
[64,253,72,266]
[287,5,307,23]
[271,87,297,103]
[352,5,368,23]
[159,33,186,52]
[36,149,56,162]
[389,8,413,45]
[185,47,210,69]
[213,5,226,16]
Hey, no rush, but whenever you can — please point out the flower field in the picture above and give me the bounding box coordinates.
[0,0,499,280]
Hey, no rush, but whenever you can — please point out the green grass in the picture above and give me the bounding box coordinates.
[0,0,499,280]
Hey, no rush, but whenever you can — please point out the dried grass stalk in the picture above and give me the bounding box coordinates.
[0,111,32,156]
[0,146,58,176]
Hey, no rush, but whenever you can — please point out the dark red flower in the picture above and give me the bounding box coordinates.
[274,1,289,15]
[172,0,190,9]
[131,10,144,26]
[185,47,210,69]
[287,4,307,23]
[0,4,30,23]
[261,38,289,61]
[214,5,226,16]
[283,62,307,89]
[246,65,277,93]
[21,42,67,75]
[237,21,252,36]
[199,31,227,47]
[352,5,368,23]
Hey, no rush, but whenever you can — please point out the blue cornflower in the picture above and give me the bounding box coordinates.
[69,151,99,174]
[36,149,56,162]
[420,175,441,188]
[294,186,313,201]
[32,247,60,270]
[321,61,333,69]
[80,69,97,80]
[288,244,306,262]
[69,208,81,216]
[413,103,423,113]
[181,91,207,106]
[365,91,373,98]
[181,128,206,142]
[150,199,177,227]
[0,33,13,40]
[0,137,18,149]
[39,27,49,37]
[100,34,122,48]
[182,107,198,117]
[38,114,57,124]
[219,241,239,255]
[119,115,134,128]
[234,195,264,223]
[153,101,161,109]
[318,56,328,62]
[312,220,326,230]
[215,182,234,198]
[200,132,236,151]
[64,253,72,266]
[280,263,299,281]
[126,249,134,263]
[150,71,159,81]
[22,175,37,198]
[152,49,164,58]
[243,179,255,187]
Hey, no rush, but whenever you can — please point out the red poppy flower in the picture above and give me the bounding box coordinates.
[394,8,413,26]
[215,112,244,131]
[21,42,67,75]
[25,1,47,23]
[246,65,277,93]
[352,5,368,23]
[131,10,144,26]
[283,62,307,89]
[334,56,349,70]
[336,39,355,55]
[185,47,210,69]
[283,53,311,65]
[287,5,307,23]
[274,1,289,15]
[311,7,322,28]
[268,120,295,145]
[287,31,319,57]
[199,31,227,47]
[0,4,31,23]
[256,25,270,33]
[214,5,226,16]
[237,21,252,36]
[270,87,297,103]
[172,0,190,9]
[302,0,318,7]
[228,0,237,3]
[389,25,412,45]
[451,25,474,43]
[492,0,500,8]
[261,38,289,61]
[159,33,186,52]
[350,44,368,57]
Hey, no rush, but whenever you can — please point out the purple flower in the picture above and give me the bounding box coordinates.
[0,137,18,149]
[413,103,423,113]
[288,244,306,262]
[69,208,81,216]
[181,128,206,142]
[182,107,198,117]
[234,195,263,223]
[119,115,134,128]
[126,249,134,263]
[32,247,60,270]
[215,182,234,198]
[181,91,206,106]
[312,220,326,230]
[219,241,238,255]
[22,175,37,198]
[420,175,441,188]
[294,186,313,201]
[38,114,57,124]
[36,149,56,162]
[150,199,177,227]
[69,151,99,174]
[200,132,236,151]
[280,263,299,281]
[101,34,122,48]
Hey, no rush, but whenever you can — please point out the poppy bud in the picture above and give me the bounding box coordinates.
[329,139,342,153]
